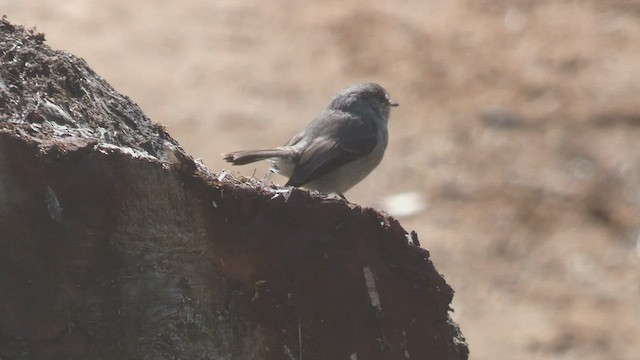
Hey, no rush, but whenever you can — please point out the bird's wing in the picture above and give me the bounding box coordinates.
[285,111,378,187]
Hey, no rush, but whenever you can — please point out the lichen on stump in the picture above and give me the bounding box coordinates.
[0,17,468,360]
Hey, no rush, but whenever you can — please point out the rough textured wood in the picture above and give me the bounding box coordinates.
[0,18,468,360]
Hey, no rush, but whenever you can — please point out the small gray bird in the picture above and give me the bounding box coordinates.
[222,83,398,199]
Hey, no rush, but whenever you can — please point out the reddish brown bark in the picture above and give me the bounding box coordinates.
[0,18,467,360]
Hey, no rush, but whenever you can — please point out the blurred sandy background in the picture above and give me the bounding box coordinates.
[4,0,640,359]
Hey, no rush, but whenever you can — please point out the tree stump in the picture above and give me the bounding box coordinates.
[0,18,468,360]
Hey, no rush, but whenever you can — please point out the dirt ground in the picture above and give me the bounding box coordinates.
[4,0,640,359]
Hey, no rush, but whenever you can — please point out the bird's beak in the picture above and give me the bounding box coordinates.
[389,100,399,107]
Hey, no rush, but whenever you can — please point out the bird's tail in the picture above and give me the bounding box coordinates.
[222,148,292,165]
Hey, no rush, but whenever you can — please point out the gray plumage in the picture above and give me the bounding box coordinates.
[222,83,398,198]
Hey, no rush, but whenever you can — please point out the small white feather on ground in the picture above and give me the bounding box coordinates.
[379,192,427,218]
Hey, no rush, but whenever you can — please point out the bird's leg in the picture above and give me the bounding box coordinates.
[261,168,275,187]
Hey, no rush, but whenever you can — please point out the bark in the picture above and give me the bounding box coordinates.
[0,18,468,360]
